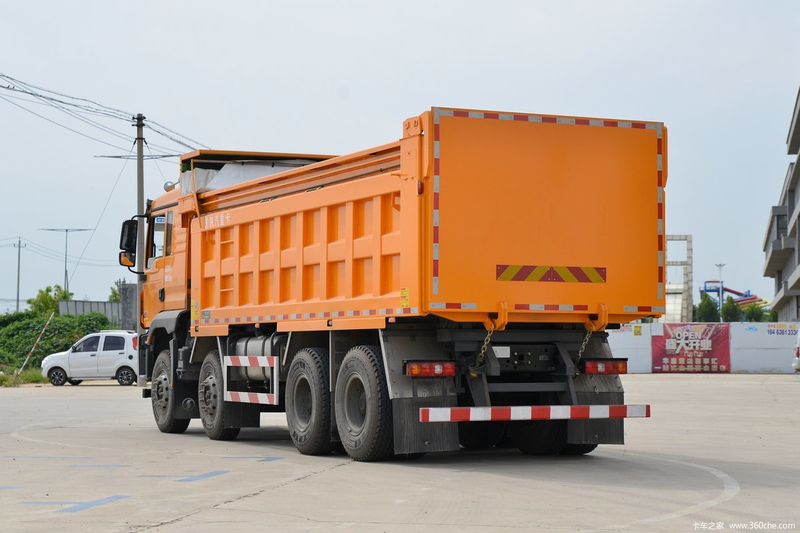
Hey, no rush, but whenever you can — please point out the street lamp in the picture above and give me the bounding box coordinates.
[715,263,725,322]
[38,228,92,294]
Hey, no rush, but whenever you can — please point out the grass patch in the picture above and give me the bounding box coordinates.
[0,368,49,387]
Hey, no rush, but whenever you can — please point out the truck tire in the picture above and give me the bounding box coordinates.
[285,348,335,455]
[151,350,190,434]
[561,443,599,455]
[512,420,567,456]
[198,351,240,441]
[334,345,393,462]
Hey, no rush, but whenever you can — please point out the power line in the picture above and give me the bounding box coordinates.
[0,94,132,152]
[69,144,135,286]
[0,73,205,154]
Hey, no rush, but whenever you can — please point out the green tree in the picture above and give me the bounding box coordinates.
[108,278,128,303]
[768,309,778,322]
[720,296,741,322]
[695,293,720,322]
[26,285,73,317]
[109,286,121,303]
[744,304,765,323]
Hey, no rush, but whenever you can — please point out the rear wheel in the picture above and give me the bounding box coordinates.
[561,443,599,455]
[285,348,335,455]
[116,366,135,386]
[512,420,567,456]
[48,368,67,386]
[152,350,190,434]
[334,345,393,462]
[198,351,240,441]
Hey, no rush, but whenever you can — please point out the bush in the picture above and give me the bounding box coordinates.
[0,312,111,369]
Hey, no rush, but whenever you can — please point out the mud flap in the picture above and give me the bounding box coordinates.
[393,397,459,454]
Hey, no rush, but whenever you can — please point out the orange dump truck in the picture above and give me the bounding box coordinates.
[118,107,665,461]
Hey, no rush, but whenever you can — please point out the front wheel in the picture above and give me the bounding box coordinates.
[116,367,135,386]
[48,368,67,386]
[198,351,240,441]
[334,345,393,462]
[152,350,190,434]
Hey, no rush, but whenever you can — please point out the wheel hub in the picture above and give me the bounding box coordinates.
[153,373,170,410]
[199,374,218,417]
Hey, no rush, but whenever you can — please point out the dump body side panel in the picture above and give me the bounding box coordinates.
[423,107,667,325]
[189,143,425,334]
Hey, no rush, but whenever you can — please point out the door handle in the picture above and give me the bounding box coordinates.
[118,352,125,355]
[159,288,165,302]
[90,354,97,357]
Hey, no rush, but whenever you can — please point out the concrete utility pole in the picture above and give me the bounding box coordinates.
[135,113,145,335]
[38,227,92,293]
[14,237,26,312]
[715,263,725,322]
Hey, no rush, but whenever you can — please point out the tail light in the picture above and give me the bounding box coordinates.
[795,347,799,359]
[132,336,138,350]
[405,361,456,377]
[581,358,627,375]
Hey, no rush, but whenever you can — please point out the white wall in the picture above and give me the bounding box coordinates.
[607,323,797,374]
[729,323,797,373]
[607,324,652,374]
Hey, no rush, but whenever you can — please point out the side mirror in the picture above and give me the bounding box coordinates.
[119,251,135,267]
[119,219,138,253]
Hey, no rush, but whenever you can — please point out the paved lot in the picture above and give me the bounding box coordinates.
[0,374,798,532]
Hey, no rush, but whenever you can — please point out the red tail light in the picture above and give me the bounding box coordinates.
[795,347,799,359]
[132,336,138,350]
[405,361,456,377]
[582,359,627,375]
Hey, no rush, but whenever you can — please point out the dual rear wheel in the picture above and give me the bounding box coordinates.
[285,345,394,462]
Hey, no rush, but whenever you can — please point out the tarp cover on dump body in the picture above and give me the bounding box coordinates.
[427,107,666,323]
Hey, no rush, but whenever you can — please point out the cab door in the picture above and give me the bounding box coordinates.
[68,335,100,377]
[142,212,169,327]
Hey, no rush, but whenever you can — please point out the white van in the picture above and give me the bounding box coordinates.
[41,331,139,386]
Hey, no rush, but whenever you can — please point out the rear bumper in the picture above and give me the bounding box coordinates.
[419,404,650,423]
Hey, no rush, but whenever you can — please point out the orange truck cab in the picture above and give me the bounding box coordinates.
[119,107,665,461]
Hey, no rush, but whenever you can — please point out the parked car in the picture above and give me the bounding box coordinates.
[41,331,139,386]
[794,333,800,373]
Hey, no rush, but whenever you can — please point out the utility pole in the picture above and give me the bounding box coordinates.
[14,237,26,312]
[135,113,145,335]
[38,227,92,293]
[715,263,725,322]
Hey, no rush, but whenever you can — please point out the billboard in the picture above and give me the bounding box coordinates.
[651,323,730,373]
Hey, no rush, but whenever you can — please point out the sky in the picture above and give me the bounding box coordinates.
[0,0,798,313]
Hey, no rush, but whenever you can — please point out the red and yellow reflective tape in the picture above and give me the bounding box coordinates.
[496,265,606,283]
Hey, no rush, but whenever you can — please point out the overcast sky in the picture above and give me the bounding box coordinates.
[1,0,798,313]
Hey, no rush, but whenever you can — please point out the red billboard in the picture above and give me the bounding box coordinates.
[651,323,730,373]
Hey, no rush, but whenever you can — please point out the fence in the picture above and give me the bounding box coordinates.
[607,322,797,374]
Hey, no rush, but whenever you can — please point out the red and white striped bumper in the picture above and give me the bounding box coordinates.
[419,404,650,423]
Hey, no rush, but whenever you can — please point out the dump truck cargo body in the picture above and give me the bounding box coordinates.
[124,107,665,460]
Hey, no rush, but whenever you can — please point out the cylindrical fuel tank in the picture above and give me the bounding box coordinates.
[233,335,284,382]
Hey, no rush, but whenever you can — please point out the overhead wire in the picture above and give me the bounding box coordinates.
[0,94,132,152]
[69,142,136,285]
